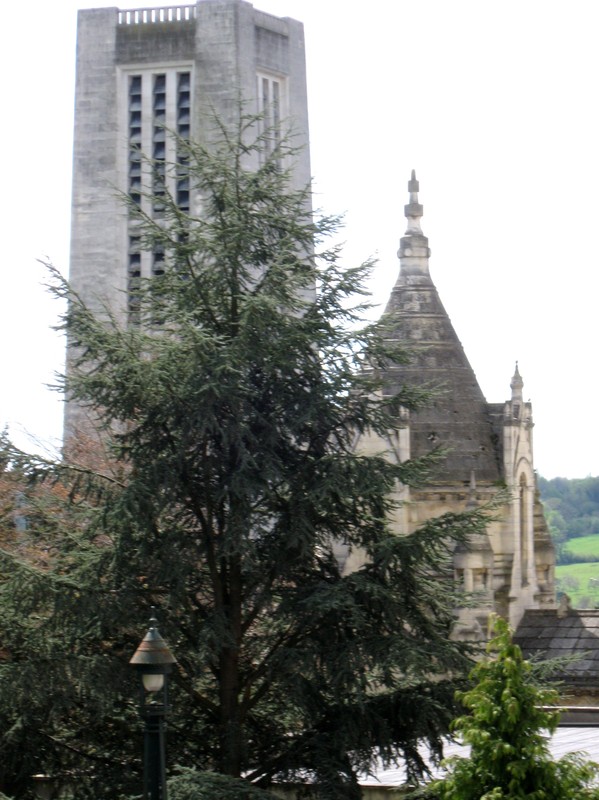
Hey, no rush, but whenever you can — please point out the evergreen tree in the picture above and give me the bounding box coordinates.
[430,617,599,800]
[0,112,490,799]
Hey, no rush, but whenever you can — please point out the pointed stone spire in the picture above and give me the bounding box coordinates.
[511,362,523,403]
[383,173,502,484]
[397,170,431,284]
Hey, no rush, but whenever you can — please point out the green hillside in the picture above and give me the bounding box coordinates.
[562,534,599,561]
[538,475,599,548]
[555,562,599,608]
[538,476,599,609]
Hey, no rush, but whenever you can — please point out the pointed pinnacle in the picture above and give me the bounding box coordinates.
[404,170,423,233]
[511,362,523,401]
[408,169,419,195]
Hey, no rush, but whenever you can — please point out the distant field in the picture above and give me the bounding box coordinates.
[562,533,599,560]
[555,561,599,608]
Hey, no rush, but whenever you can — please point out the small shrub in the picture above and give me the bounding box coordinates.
[168,768,281,800]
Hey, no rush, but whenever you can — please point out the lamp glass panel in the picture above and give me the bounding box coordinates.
[142,672,165,693]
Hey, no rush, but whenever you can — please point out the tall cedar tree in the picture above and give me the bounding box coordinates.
[430,617,599,800]
[0,113,490,799]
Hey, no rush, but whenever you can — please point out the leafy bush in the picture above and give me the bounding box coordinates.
[429,617,599,800]
[168,768,281,800]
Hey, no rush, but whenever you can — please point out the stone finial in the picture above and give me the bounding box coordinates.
[510,361,523,403]
[395,170,431,282]
[557,593,572,618]
[408,169,419,199]
[404,169,424,234]
[466,470,478,509]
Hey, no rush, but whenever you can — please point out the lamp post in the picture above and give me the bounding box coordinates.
[130,611,177,800]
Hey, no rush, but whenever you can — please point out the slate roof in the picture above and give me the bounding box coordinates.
[383,275,502,484]
[514,608,599,688]
[357,727,599,787]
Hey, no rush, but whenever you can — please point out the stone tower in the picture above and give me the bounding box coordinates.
[360,172,555,635]
[66,0,310,442]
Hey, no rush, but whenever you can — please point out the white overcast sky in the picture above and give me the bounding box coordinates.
[1,0,598,478]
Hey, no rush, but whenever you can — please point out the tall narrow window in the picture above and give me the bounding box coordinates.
[152,243,165,277]
[257,73,286,159]
[128,234,142,324]
[176,71,191,212]
[127,75,143,322]
[153,74,167,213]
[122,66,193,322]
[128,75,143,206]
[519,474,529,586]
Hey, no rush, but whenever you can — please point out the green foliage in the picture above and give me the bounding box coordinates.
[539,476,599,555]
[562,534,599,561]
[168,768,280,800]
[430,617,599,800]
[0,111,490,799]
[540,475,599,607]
[555,563,599,608]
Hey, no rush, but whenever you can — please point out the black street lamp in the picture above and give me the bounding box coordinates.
[130,611,177,800]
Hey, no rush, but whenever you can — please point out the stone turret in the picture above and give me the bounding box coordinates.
[369,174,556,636]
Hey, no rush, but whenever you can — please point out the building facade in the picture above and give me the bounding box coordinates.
[66,0,310,441]
[351,172,556,635]
[66,4,555,635]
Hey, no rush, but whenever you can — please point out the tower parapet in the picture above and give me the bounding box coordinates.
[118,5,197,24]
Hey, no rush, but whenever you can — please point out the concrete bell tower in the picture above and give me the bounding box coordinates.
[65,0,311,446]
